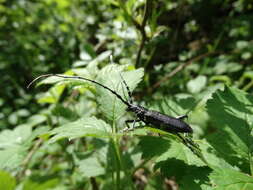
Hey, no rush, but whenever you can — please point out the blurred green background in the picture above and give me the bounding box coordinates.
[1,0,253,189]
[1,0,253,129]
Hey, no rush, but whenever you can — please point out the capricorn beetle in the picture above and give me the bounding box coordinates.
[28,74,193,134]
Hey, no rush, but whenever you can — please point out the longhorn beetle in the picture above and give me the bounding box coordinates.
[28,74,193,134]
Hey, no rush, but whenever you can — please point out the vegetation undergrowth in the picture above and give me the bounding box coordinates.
[1,0,253,189]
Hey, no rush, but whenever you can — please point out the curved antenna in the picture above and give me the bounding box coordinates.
[108,54,132,104]
[120,73,133,104]
[27,74,131,107]
[120,81,129,103]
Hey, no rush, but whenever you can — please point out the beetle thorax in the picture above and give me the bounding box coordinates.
[127,104,147,115]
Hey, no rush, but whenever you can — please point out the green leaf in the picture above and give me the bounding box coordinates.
[0,146,27,170]
[0,125,47,170]
[236,41,249,49]
[138,136,171,159]
[155,158,213,189]
[0,170,16,190]
[180,166,213,190]
[155,139,205,167]
[210,75,231,85]
[23,177,59,190]
[80,43,96,60]
[242,52,251,60]
[37,75,68,86]
[155,158,189,182]
[75,139,112,177]
[209,167,253,190]
[152,96,197,117]
[48,117,112,143]
[214,61,242,74]
[26,115,47,127]
[0,125,32,149]
[78,155,106,177]
[97,65,144,121]
[187,75,207,94]
[51,104,79,121]
[198,140,233,169]
[38,84,66,104]
[149,138,215,189]
[206,86,253,172]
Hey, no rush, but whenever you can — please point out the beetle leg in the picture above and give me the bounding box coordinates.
[176,115,188,120]
[123,119,141,132]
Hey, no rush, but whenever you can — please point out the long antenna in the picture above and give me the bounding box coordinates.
[109,54,133,103]
[27,74,131,107]
[120,73,133,104]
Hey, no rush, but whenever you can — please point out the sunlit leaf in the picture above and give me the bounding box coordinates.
[78,155,106,177]
[23,177,59,190]
[0,125,32,149]
[97,65,144,121]
[0,170,16,190]
[48,117,112,143]
[0,146,27,170]
[187,75,207,94]
[206,86,253,172]
[209,167,253,190]
[38,84,66,104]
[0,125,47,170]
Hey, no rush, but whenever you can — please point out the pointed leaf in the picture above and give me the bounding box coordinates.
[0,146,27,170]
[138,136,171,159]
[180,166,213,190]
[23,177,59,190]
[48,117,112,143]
[0,125,32,149]
[97,65,144,121]
[155,139,204,167]
[0,170,16,190]
[187,75,207,93]
[0,125,49,170]
[38,84,66,104]
[78,155,105,177]
[209,167,253,190]
[206,86,253,171]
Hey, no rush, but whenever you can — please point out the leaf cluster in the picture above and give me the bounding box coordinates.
[1,0,253,189]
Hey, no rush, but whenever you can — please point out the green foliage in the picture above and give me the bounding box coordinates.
[210,167,253,190]
[96,65,144,121]
[0,170,16,190]
[207,87,253,172]
[23,177,59,190]
[48,117,112,143]
[1,0,253,189]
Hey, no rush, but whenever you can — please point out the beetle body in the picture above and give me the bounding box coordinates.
[28,74,193,133]
[128,105,193,133]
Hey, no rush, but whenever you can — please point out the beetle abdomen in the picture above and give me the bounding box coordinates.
[143,110,193,133]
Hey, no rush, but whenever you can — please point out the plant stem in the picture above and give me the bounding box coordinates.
[149,51,219,93]
[114,137,121,190]
[90,177,99,190]
[243,80,253,91]
[111,117,121,190]
[18,138,43,179]
[136,0,152,67]
[249,151,253,176]
[116,0,151,67]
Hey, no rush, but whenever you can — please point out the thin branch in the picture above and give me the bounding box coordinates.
[90,177,99,190]
[23,139,42,165]
[136,0,152,67]
[19,138,43,177]
[136,37,146,67]
[117,0,151,67]
[149,51,219,92]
